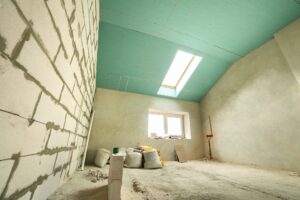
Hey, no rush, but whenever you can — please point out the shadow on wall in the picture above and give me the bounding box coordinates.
[86,150,97,165]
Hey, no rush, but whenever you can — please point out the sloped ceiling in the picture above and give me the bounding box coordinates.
[97,0,300,102]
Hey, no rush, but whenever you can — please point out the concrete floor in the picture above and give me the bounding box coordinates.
[49,161,300,200]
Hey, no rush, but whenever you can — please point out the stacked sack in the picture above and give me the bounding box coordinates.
[94,146,164,169]
[125,146,163,169]
[124,148,143,168]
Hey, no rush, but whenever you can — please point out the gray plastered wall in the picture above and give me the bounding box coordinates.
[200,18,300,172]
[0,0,99,199]
[87,88,203,163]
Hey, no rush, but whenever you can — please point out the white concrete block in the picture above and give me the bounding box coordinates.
[73,104,77,115]
[0,160,14,195]
[59,167,68,186]
[82,115,90,128]
[6,154,56,197]
[60,87,76,114]
[108,155,124,200]
[47,130,69,149]
[0,112,49,160]
[32,173,60,200]
[20,121,49,156]
[67,133,76,147]
[47,0,73,59]
[34,93,66,128]
[70,57,82,86]
[54,151,70,169]
[74,135,80,147]
[0,54,40,118]
[16,0,60,60]
[80,40,87,63]
[77,137,83,149]
[64,0,75,18]
[76,123,83,136]
[73,82,83,106]
[78,125,87,137]
[73,105,81,120]
[85,59,91,81]
[64,114,77,133]
[82,0,90,36]
[0,0,26,56]
[80,83,85,98]
[82,101,87,117]
[83,128,89,137]
[74,0,85,35]
[87,98,92,114]
[71,147,79,162]
[68,159,78,175]
[71,21,83,60]
[54,48,75,90]
[80,139,87,154]
[17,36,63,99]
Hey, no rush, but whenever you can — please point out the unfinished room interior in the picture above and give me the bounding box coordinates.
[1,0,300,199]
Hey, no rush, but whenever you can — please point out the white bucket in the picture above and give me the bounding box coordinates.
[94,148,110,167]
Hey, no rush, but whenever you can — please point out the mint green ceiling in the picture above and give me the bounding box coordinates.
[97,0,300,102]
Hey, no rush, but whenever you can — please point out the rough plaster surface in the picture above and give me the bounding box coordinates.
[87,88,203,163]
[275,18,300,85]
[200,19,300,172]
[50,161,300,200]
[0,0,99,199]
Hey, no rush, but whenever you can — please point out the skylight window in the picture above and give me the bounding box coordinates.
[158,50,202,97]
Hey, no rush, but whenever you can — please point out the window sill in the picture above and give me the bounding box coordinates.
[148,136,188,140]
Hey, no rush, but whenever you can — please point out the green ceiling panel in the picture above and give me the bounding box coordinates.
[97,0,300,102]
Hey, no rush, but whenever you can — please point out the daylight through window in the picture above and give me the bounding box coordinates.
[148,109,191,139]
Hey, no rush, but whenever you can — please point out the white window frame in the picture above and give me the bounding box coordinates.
[148,109,192,139]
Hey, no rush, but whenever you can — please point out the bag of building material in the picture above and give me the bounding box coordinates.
[143,150,162,169]
[94,148,110,168]
[125,152,142,168]
[126,148,134,154]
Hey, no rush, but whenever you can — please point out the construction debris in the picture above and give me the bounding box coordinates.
[87,169,108,183]
[132,179,146,193]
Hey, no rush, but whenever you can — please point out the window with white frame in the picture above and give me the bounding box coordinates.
[147,109,191,139]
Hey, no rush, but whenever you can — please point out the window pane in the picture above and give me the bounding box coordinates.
[162,50,194,87]
[167,117,182,136]
[148,114,165,137]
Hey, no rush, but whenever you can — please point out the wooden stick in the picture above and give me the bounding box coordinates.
[208,137,212,160]
[207,116,213,160]
[80,110,95,171]
[209,116,213,135]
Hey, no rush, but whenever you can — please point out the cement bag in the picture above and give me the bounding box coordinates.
[143,150,162,169]
[126,148,134,154]
[94,148,110,167]
[125,152,142,168]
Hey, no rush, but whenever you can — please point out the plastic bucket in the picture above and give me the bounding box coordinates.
[113,147,119,154]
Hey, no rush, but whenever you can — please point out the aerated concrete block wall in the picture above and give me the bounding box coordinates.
[0,0,99,199]
[200,18,300,172]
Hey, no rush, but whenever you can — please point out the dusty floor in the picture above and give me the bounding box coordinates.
[49,161,300,200]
